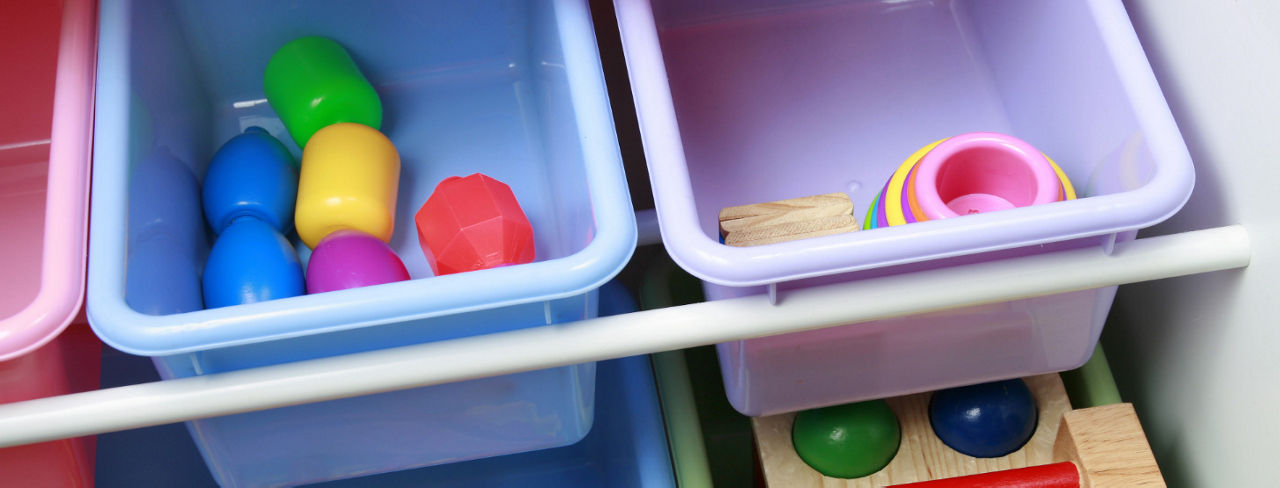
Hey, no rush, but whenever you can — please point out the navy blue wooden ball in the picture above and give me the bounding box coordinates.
[928,379,1037,458]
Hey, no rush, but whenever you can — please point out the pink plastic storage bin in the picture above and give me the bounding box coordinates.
[615,0,1194,416]
[0,0,101,484]
[0,325,101,486]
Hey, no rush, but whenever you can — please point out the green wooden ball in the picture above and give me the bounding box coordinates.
[791,399,901,478]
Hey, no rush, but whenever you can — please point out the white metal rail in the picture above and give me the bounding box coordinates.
[0,225,1251,447]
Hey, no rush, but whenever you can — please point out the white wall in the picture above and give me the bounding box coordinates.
[1107,1,1280,486]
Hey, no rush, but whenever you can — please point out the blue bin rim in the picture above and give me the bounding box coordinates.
[86,0,637,356]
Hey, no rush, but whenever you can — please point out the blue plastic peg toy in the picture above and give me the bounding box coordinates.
[201,127,305,308]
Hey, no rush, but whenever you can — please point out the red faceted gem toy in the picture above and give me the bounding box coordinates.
[415,173,536,276]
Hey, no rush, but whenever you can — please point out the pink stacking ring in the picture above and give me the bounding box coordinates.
[912,132,1061,220]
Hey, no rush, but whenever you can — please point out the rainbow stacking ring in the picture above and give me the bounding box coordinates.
[864,132,1076,230]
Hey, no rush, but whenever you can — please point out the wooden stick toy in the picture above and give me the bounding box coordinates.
[718,192,859,247]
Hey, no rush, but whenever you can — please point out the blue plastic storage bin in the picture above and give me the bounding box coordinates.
[96,356,673,488]
[99,350,674,488]
[319,285,673,487]
[94,284,666,488]
[319,356,676,488]
[87,0,635,486]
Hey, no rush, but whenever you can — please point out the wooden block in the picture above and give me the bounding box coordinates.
[1052,404,1164,488]
[724,214,860,247]
[720,193,853,223]
[753,374,1072,487]
[719,193,854,234]
[719,192,859,246]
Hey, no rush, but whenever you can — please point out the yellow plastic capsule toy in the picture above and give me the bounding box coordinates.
[295,122,400,249]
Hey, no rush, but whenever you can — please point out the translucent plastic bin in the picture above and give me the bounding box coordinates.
[318,285,674,488]
[1,325,101,487]
[615,0,1193,415]
[87,0,634,486]
[321,358,675,488]
[97,357,672,488]
[95,285,674,488]
[0,0,100,485]
[0,0,95,360]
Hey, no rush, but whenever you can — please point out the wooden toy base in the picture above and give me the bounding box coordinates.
[753,374,1071,487]
[1054,404,1165,487]
[754,374,1166,487]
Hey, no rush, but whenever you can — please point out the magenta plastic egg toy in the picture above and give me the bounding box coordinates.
[306,230,410,294]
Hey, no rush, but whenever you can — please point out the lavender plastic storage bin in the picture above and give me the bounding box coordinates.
[615,0,1194,415]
